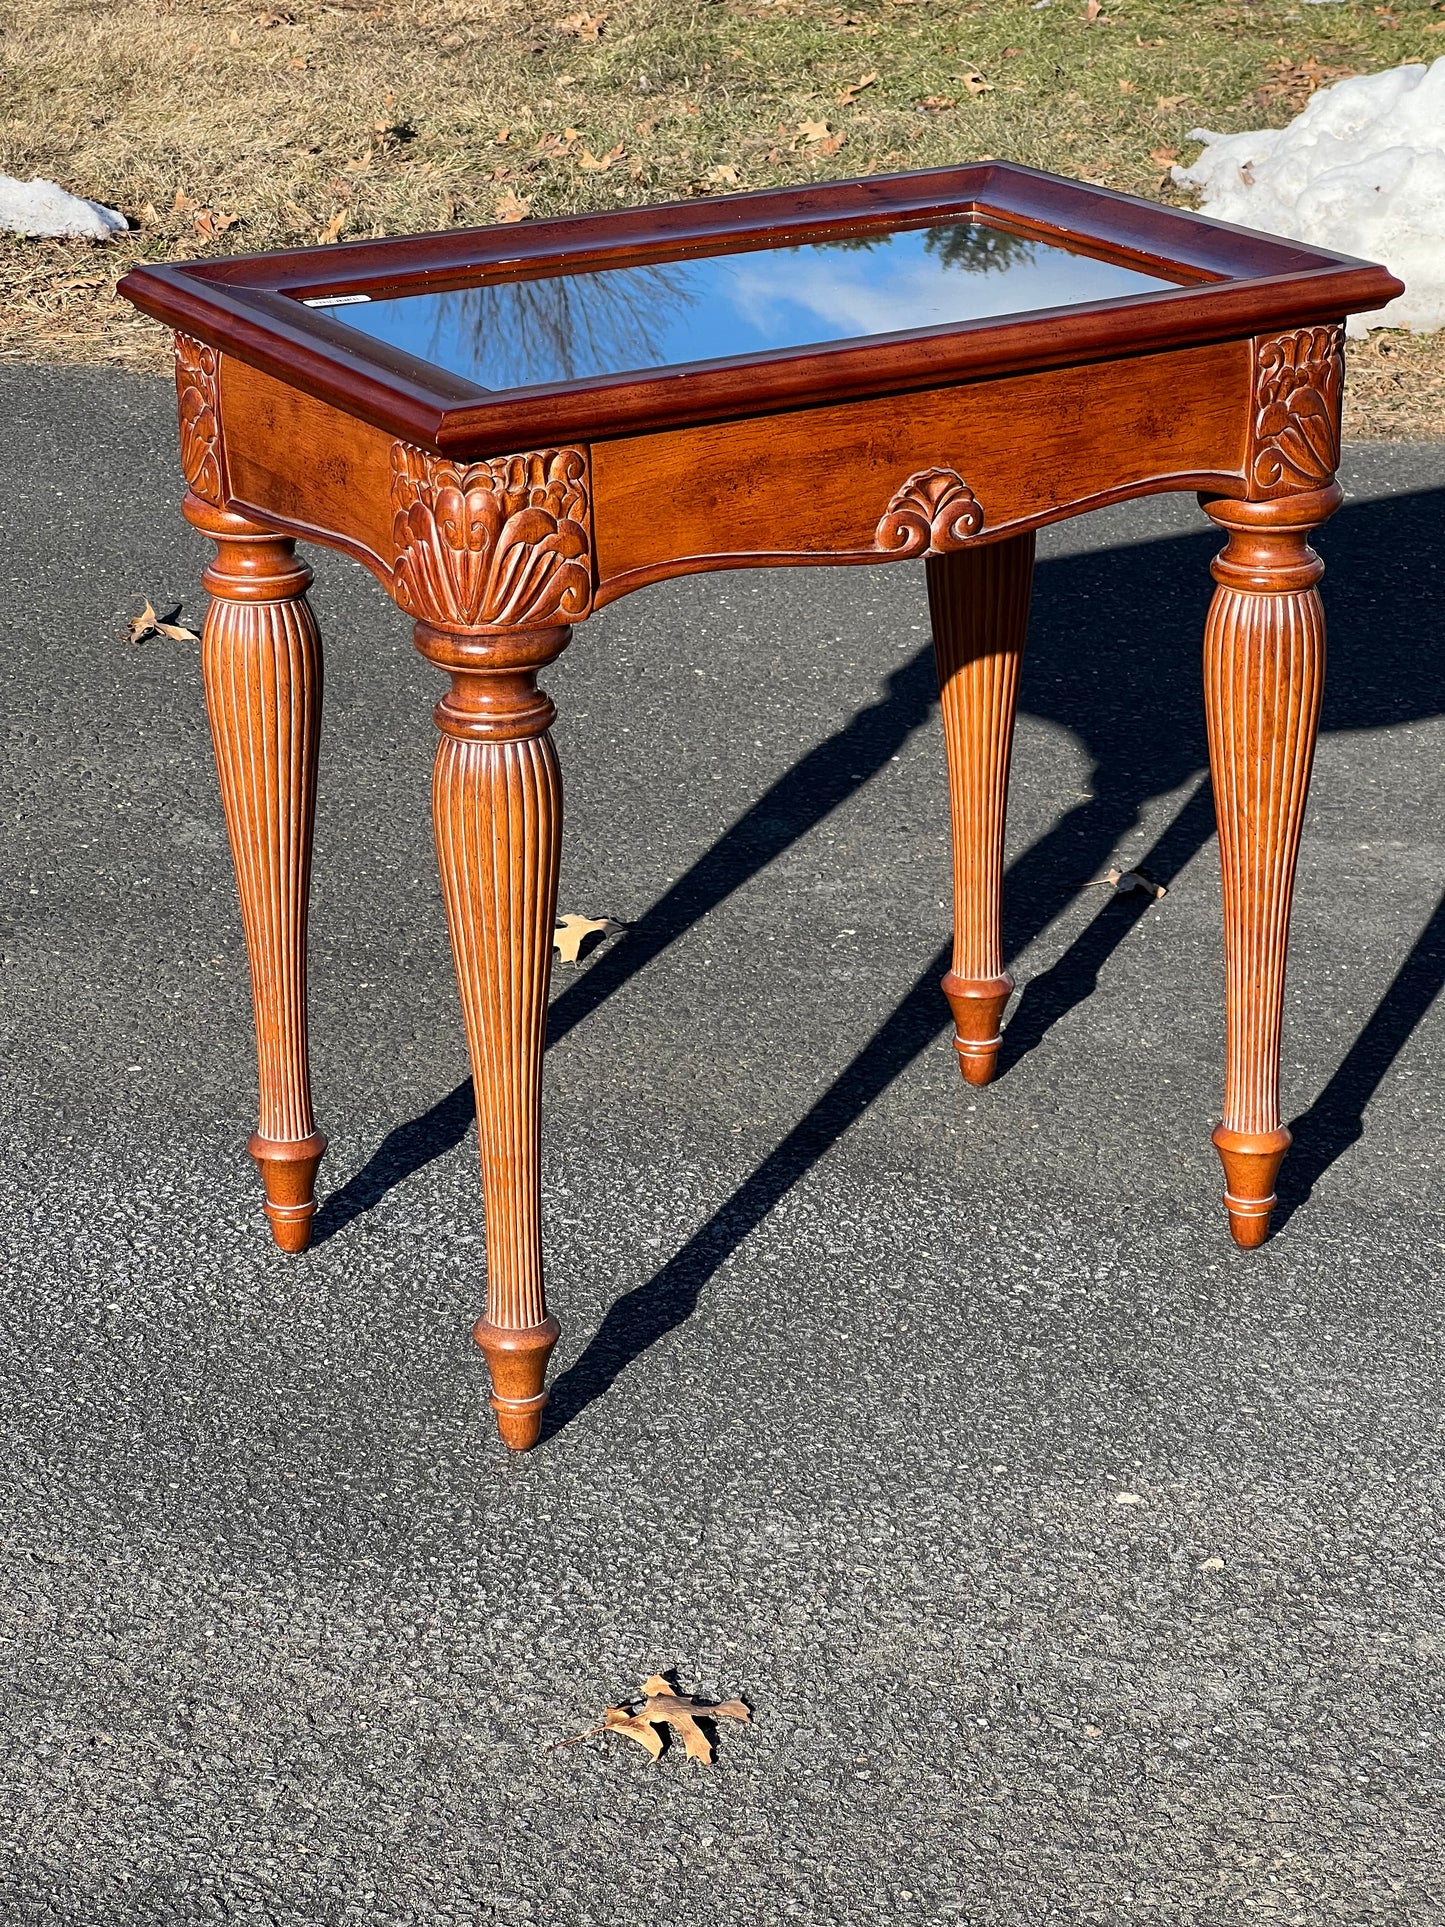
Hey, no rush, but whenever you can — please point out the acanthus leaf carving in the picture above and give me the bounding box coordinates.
[390,444,594,628]
[875,468,984,557]
[1250,326,1344,496]
[175,333,224,505]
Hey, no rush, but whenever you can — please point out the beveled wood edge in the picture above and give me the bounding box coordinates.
[121,162,1403,459]
[146,162,1374,294]
[134,270,1384,462]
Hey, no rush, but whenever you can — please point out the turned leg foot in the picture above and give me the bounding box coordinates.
[1201,486,1335,1248]
[927,532,1034,1088]
[186,493,326,1252]
[417,620,571,1449]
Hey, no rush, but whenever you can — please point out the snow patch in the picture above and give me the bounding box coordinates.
[0,173,127,241]
[1173,58,1445,336]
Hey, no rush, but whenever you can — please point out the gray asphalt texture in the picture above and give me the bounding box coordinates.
[1,364,1443,1926]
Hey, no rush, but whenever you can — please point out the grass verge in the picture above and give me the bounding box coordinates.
[3,0,1441,434]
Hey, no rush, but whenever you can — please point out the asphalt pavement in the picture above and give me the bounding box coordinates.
[1,363,1443,1925]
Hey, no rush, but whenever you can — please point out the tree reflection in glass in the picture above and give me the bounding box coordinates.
[423,261,695,391]
[334,221,1175,389]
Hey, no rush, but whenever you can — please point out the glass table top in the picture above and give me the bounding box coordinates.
[312,220,1179,392]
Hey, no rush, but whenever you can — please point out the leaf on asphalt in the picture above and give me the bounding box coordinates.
[124,600,199,645]
[493,189,533,223]
[1084,866,1166,901]
[552,1675,751,1764]
[835,71,878,104]
[553,913,625,964]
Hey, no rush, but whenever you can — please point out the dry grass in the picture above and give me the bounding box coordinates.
[3,0,1441,434]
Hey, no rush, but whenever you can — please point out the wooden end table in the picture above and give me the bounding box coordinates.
[120,165,1401,1448]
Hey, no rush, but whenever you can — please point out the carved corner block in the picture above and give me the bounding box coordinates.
[876,468,985,557]
[390,443,595,630]
[1248,325,1344,499]
[175,332,226,506]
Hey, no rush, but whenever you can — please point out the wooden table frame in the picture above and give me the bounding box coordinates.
[120,165,1402,1448]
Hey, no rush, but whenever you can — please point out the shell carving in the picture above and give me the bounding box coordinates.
[1251,326,1344,495]
[175,333,223,504]
[876,468,984,556]
[390,444,593,628]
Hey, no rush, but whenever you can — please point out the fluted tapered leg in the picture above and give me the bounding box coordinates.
[1201,486,1337,1248]
[185,493,326,1252]
[927,531,1035,1085]
[415,620,571,1449]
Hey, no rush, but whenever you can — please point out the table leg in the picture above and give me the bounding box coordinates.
[927,532,1035,1085]
[1201,485,1338,1247]
[413,620,571,1449]
[184,494,326,1252]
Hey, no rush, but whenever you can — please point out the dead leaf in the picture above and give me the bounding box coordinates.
[1084,865,1167,900]
[172,187,197,213]
[318,207,349,243]
[1155,93,1188,110]
[556,8,607,38]
[1149,145,1178,167]
[228,24,242,44]
[494,127,512,143]
[124,600,199,646]
[1084,0,1103,18]
[796,116,833,143]
[1117,77,1136,93]
[920,94,955,111]
[705,162,741,184]
[578,142,625,170]
[553,913,625,964]
[1250,56,1356,115]
[960,70,992,95]
[552,1676,751,1764]
[493,189,532,223]
[192,208,239,239]
[835,70,878,104]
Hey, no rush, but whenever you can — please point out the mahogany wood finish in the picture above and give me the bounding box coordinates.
[1201,483,1336,1248]
[928,532,1035,1087]
[185,490,326,1253]
[123,169,1403,1445]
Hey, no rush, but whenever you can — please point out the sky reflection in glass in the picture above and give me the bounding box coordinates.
[323,221,1178,391]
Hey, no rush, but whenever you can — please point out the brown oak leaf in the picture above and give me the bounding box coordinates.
[124,600,199,645]
[602,1677,751,1763]
[553,913,625,964]
[1085,865,1166,901]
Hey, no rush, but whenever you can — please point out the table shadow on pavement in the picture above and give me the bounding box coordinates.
[311,483,1445,1436]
